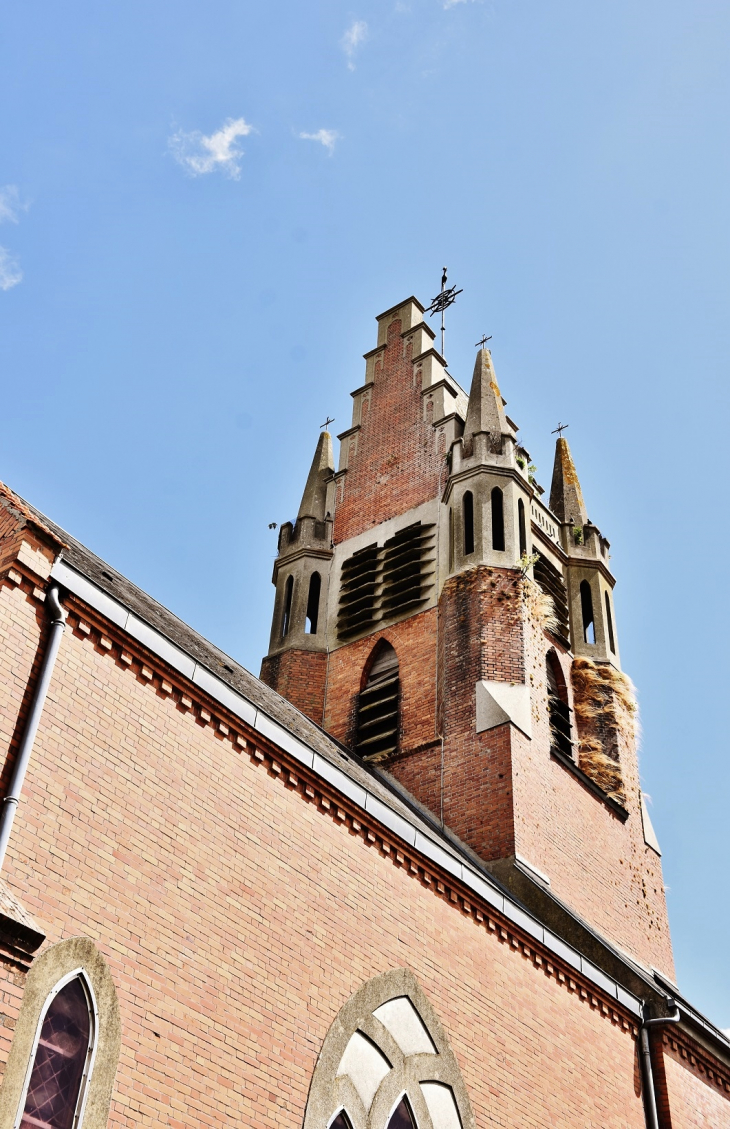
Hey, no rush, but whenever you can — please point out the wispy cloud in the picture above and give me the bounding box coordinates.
[341,20,368,69]
[0,248,22,291]
[442,0,478,7]
[0,185,27,225]
[168,117,254,179]
[0,186,27,291]
[299,129,340,155]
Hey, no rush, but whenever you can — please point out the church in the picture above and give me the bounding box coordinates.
[0,293,726,1128]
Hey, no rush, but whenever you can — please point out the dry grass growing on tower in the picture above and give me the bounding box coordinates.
[521,576,559,636]
[571,658,637,805]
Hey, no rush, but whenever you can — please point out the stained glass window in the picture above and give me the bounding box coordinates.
[329,1112,353,1129]
[20,976,92,1129]
[387,1096,416,1129]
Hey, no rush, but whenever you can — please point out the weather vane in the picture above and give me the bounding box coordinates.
[426,267,463,358]
[320,416,335,430]
[551,422,569,437]
[475,334,492,349]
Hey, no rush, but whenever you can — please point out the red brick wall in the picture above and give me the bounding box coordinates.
[333,318,445,544]
[260,649,327,726]
[0,576,656,1128]
[516,587,675,977]
[661,1036,730,1127]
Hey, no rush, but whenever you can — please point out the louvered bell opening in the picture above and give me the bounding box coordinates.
[337,544,380,640]
[546,652,573,759]
[381,523,436,617]
[534,552,571,648]
[548,695,573,758]
[356,644,399,763]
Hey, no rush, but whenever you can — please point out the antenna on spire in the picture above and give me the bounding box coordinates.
[425,267,462,358]
[475,334,492,349]
[320,416,335,431]
[551,422,569,437]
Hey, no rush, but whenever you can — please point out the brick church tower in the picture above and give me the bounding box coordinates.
[261,295,672,981]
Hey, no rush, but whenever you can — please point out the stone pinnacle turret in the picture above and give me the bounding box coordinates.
[462,348,511,454]
[297,430,334,521]
[549,437,588,527]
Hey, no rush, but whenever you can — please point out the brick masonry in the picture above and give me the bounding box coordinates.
[333,317,446,544]
[260,649,327,726]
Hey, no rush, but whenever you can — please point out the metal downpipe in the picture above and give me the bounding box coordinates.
[0,585,67,871]
[640,1000,681,1129]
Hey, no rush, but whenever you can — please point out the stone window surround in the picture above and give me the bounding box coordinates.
[0,937,121,1129]
[303,969,475,1129]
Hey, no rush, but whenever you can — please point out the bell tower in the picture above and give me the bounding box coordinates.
[261,294,674,981]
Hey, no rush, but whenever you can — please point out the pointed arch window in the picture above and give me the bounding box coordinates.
[306,572,321,634]
[17,973,95,1129]
[462,492,474,556]
[604,591,615,653]
[355,642,399,763]
[303,969,474,1129]
[546,650,572,760]
[580,580,595,644]
[491,488,505,551]
[518,499,527,557]
[387,1097,417,1129]
[329,1113,354,1129]
[281,575,294,637]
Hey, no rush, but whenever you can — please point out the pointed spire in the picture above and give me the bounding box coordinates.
[549,437,588,526]
[297,430,335,521]
[462,349,510,450]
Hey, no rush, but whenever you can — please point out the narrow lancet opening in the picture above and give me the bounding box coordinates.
[306,572,321,634]
[580,580,595,645]
[463,491,474,556]
[518,498,527,557]
[491,488,505,551]
[282,575,294,637]
[604,591,615,653]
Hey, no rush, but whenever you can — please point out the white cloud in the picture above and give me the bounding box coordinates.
[299,129,340,155]
[168,117,254,179]
[341,20,368,69]
[442,0,477,7]
[0,247,22,291]
[0,185,27,225]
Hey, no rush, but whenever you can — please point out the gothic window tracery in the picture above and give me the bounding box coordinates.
[304,970,474,1129]
[17,973,95,1129]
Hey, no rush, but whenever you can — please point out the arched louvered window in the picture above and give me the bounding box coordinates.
[604,591,615,653]
[281,575,294,637]
[306,572,321,635]
[18,974,95,1129]
[546,650,572,760]
[580,580,595,644]
[518,499,527,557]
[355,642,399,763]
[462,492,474,556]
[491,488,505,551]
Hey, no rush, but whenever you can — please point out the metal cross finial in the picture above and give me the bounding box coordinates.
[320,416,335,430]
[551,422,569,437]
[475,334,492,349]
[425,267,463,358]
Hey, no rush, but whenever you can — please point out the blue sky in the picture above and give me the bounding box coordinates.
[1,0,729,1024]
